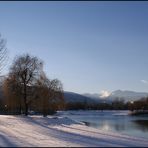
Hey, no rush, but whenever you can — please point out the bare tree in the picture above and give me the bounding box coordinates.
[36,72,64,117]
[48,79,64,111]
[9,54,43,115]
[0,34,8,75]
[3,75,22,114]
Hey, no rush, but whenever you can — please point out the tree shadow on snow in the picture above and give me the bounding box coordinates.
[15,116,143,147]
[0,133,17,147]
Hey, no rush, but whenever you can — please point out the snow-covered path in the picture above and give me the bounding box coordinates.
[0,115,148,147]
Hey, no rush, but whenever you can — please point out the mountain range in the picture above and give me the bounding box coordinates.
[64,90,148,104]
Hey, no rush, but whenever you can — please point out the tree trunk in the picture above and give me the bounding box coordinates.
[43,98,47,117]
[24,83,28,116]
[25,103,28,116]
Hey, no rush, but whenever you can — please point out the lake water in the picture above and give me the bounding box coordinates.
[58,110,148,139]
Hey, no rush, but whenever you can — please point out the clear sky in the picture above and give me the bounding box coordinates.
[0,1,148,94]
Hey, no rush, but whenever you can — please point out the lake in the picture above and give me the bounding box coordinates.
[57,110,148,139]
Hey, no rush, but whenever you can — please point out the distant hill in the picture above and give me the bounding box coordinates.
[108,90,148,102]
[83,93,101,99]
[83,90,148,103]
[64,91,104,104]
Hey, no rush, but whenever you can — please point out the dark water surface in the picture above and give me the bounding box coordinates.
[58,110,148,139]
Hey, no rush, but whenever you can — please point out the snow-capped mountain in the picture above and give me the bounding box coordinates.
[83,90,148,102]
[109,90,148,101]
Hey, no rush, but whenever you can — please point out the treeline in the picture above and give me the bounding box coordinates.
[0,54,65,116]
[65,97,148,111]
[127,97,148,111]
[65,99,127,110]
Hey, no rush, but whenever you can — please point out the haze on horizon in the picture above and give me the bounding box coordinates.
[0,1,148,94]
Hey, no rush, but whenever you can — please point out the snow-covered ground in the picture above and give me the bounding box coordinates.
[0,115,148,147]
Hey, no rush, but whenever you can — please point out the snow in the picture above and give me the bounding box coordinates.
[56,110,130,117]
[0,115,148,147]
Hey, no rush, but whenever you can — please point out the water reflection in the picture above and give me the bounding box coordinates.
[101,121,110,131]
[114,121,126,131]
[82,119,127,132]
[133,120,148,132]
[60,111,148,138]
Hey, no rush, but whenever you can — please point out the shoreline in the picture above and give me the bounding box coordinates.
[0,115,148,147]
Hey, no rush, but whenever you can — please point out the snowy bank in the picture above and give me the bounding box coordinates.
[0,115,148,147]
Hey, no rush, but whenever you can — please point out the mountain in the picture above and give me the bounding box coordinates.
[83,90,148,102]
[109,90,148,102]
[64,91,105,104]
[83,93,100,99]
[82,93,111,103]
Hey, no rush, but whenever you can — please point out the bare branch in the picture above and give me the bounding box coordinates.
[0,34,8,75]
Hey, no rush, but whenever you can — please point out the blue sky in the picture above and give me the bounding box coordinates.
[0,2,148,94]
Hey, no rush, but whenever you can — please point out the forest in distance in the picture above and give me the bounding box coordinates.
[64,97,148,112]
